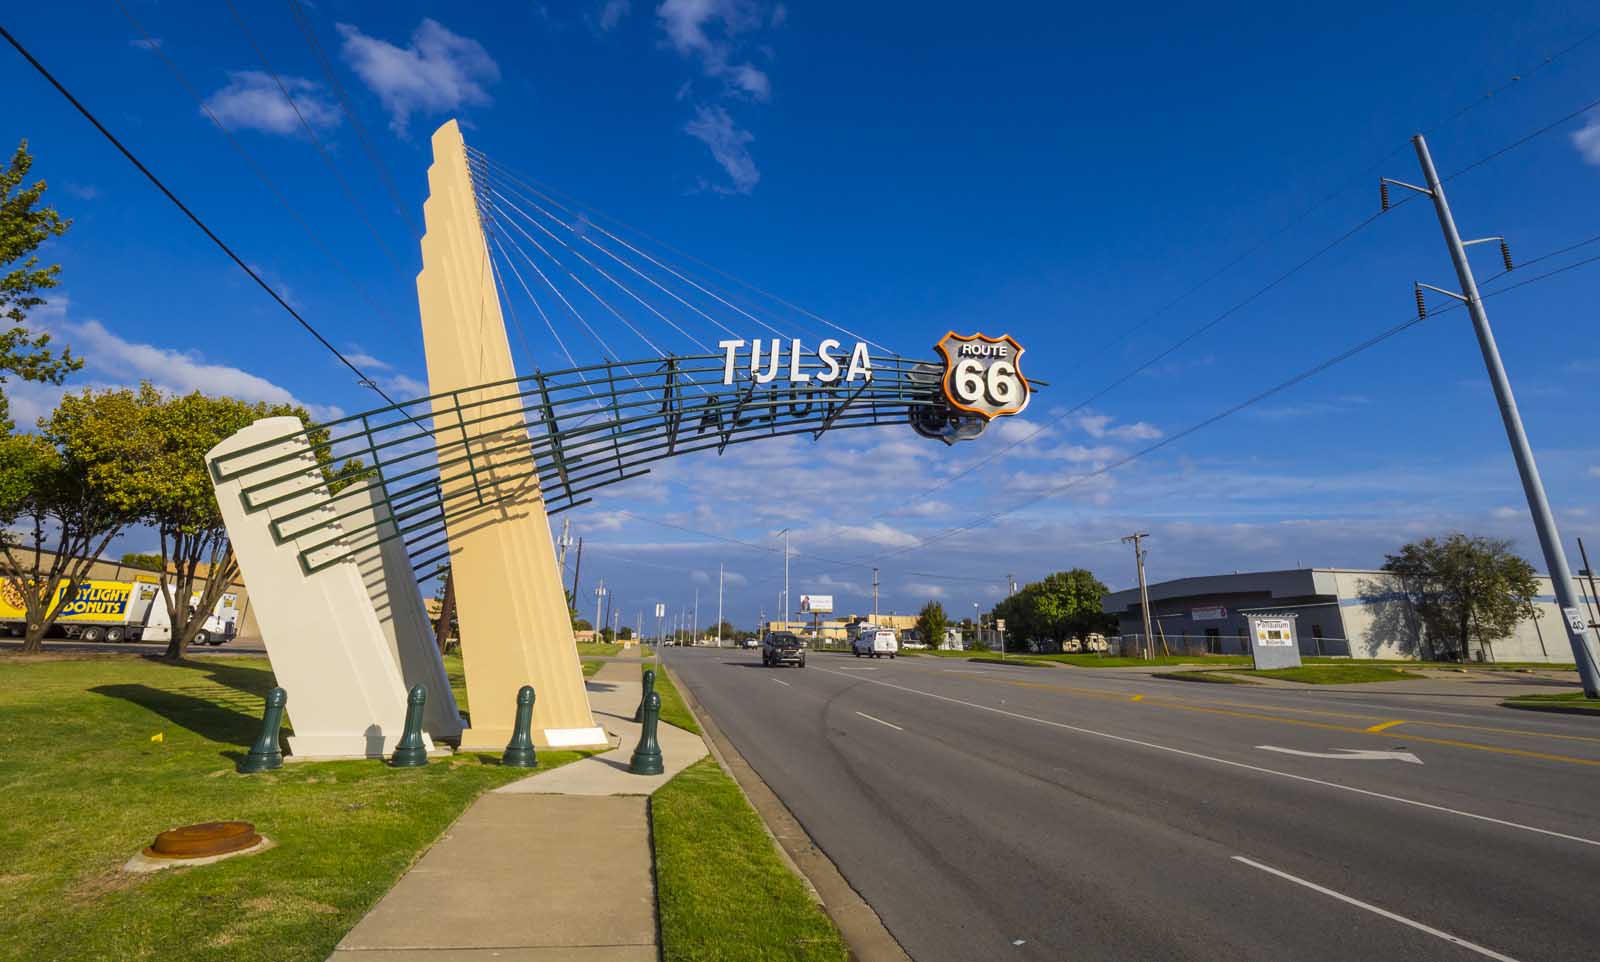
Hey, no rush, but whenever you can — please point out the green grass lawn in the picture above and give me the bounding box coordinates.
[1153,670,1258,684]
[653,757,848,962]
[0,654,583,962]
[1248,664,1426,684]
[650,663,701,735]
[965,655,1050,668]
[1501,692,1600,714]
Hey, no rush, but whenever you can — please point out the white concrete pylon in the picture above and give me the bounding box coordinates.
[208,416,434,759]
[336,482,464,741]
[415,119,605,750]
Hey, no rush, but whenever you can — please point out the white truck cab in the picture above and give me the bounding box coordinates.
[852,626,898,659]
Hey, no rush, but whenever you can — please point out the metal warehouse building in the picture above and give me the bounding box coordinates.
[1102,568,1596,664]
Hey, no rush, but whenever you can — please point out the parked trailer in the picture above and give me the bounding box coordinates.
[0,578,238,644]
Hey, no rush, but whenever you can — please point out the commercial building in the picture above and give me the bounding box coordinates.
[764,613,920,642]
[1102,567,1595,664]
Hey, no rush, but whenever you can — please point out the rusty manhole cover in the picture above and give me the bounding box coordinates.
[143,821,262,860]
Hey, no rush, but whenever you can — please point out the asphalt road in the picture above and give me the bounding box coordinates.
[661,647,1600,962]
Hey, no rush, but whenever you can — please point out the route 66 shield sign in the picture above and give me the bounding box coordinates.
[934,332,1031,420]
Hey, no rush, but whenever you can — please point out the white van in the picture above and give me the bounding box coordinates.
[852,626,898,659]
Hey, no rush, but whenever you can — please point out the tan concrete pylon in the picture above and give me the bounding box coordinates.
[416,119,605,750]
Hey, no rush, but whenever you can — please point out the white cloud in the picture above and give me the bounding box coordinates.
[903,581,946,600]
[130,37,162,51]
[1490,506,1520,519]
[337,18,500,136]
[597,0,632,30]
[15,301,342,422]
[64,183,99,201]
[1589,466,1600,479]
[657,0,771,101]
[684,104,759,193]
[1574,116,1600,166]
[1075,411,1162,441]
[202,71,340,136]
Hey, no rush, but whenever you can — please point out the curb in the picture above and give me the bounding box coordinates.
[662,661,913,962]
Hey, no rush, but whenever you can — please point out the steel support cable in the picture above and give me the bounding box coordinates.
[476,169,748,345]
[465,147,886,353]
[222,0,409,278]
[0,21,397,405]
[109,0,418,359]
[483,189,716,355]
[489,202,669,359]
[863,246,1600,561]
[282,0,421,237]
[489,221,661,401]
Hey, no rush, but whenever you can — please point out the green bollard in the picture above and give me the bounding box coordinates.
[239,687,287,773]
[389,685,429,768]
[501,685,538,768]
[632,669,656,723]
[629,690,664,776]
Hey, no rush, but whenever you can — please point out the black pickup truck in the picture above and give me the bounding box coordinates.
[761,631,807,668]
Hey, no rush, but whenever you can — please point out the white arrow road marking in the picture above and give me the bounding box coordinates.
[1231,857,1522,962]
[1258,746,1422,764]
[855,711,903,731]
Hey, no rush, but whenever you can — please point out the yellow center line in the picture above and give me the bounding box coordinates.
[1365,720,1406,734]
[1130,694,1145,702]
[948,673,1600,767]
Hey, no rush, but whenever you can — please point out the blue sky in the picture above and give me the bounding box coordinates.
[4,1,1598,628]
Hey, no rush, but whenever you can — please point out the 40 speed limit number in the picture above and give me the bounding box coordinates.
[934,332,1031,419]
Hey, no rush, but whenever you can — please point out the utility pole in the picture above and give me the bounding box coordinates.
[693,588,699,646]
[556,518,573,572]
[717,563,724,648]
[777,528,791,627]
[570,537,584,611]
[1122,532,1153,660]
[1577,538,1600,631]
[1008,573,1017,596]
[872,567,880,621]
[1387,135,1600,697]
[593,580,606,639]
[603,586,614,642]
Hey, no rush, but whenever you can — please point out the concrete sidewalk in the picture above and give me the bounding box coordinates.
[327,653,707,961]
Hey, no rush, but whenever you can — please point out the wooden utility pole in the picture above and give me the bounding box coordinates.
[1122,532,1154,659]
[433,567,456,654]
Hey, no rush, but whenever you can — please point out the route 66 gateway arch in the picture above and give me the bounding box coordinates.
[204,120,1037,757]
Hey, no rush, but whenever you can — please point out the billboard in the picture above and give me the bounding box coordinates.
[800,594,834,614]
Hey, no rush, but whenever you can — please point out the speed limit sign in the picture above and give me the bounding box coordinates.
[935,332,1031,419]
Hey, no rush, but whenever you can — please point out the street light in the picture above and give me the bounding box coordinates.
[972,602,980,651]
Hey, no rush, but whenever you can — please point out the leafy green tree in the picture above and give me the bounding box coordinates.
[1,140,80,429]
[916,600,949,650]
[76,384,342,659]
[618,626,634,640]
[120,551,164,572]
[0,391,144,652]
[992,569,1113,646]
[1382,534,1540,661]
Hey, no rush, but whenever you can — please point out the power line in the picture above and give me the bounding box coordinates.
[0,21,395,403]
[282,0,421,238]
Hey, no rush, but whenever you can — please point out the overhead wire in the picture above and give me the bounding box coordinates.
[0,21,396,403]
[282,0,422,238]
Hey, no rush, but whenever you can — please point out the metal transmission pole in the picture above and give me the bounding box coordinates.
[693,588,699,646]
[872,567,880,621]
[717,563,724,648]
[593,581,606,638]
[1122,532,1154,659]
[1008,573,1017,597]
[556,518,573,572]
[1386,135,1600,697]
[776,528,791,626]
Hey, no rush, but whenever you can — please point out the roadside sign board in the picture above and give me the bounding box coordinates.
[995,619,1006,631]
[800,594,833,614]
[654,603,665,619]
[1246,612,1301,670]
[1191,605,1227,621]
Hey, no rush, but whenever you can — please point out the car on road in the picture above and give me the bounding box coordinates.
[762,631,807,668]
[852,626,898,659]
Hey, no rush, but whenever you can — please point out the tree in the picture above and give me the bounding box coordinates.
[120,552,164,572]
[991,569,1113,647]
[618,626,634,640]
[0,391,143,652]
[706,619,735,640]
[1382,534,1540,662]
[1,140,80,430]
[916,600,949,650]
[81,384,345,660]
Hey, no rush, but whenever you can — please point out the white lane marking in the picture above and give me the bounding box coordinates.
[771,678,791,687]
[943,668,994,675]
[838,666,879,671]
[1230,856,1523,962]
[1258,746,1423,764]
[855,711,903,731]
[816,668,1600,848]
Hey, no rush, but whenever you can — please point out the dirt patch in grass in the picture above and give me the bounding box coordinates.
[1153,670,1258,684]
